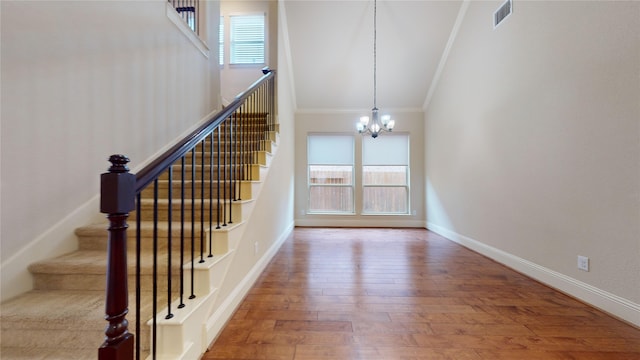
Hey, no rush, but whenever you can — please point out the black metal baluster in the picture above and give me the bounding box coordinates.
[222,119,228,227]
[238,107,244,183]
[166,167,174,320]
[190,148,196,300]
[216,127,222,230]
[227,114,233,224]
[208,133,214,258]
[135,193,142,360]
[179,157,186,309]
[152,180,158,360]
[199,139,205,263]
[235,110,242,201]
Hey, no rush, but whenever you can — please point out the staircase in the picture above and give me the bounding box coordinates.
[0,111,279,359]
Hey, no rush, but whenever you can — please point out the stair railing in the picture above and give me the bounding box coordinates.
[98,68,276,360]
[169,0,199,34]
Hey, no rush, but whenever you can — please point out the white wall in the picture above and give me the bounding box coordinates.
[295,110,425,228]
[220,0,278,105]
[425,1,640,324]
[0,0,221,301]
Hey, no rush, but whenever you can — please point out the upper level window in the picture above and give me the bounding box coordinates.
[362,134,410,214]
[219,16,224,65]
[230,14,265,65]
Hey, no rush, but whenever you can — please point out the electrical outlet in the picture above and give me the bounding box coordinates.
[254,241,259,255]
[577,255,589,272]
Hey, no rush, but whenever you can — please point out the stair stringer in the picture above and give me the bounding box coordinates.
[147,140,278,360]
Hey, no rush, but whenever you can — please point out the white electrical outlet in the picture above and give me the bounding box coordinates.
[577,255,589,272]
[254,241,259,255]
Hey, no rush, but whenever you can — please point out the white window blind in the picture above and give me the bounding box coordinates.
[230,14,265,64]
[362,134,410,214]
[219,16,224,65]
[307,134,355,214]
[363,135,409,165]
[308,134,354,165]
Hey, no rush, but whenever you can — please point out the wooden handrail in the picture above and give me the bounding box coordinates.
[135,69,275,192]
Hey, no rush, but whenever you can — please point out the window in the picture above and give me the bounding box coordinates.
[362,135,409,214]
[307,134,355,214]
[219,16,224,65]
[230,14,265,65]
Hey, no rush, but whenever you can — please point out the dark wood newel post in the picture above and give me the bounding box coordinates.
[99,155,136,360]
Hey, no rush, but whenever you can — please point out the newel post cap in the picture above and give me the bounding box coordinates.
[100,155,136,214]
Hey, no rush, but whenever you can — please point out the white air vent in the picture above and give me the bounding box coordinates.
[494,0,512,29]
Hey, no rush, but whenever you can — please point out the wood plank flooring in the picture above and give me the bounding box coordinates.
[202,228,640,360]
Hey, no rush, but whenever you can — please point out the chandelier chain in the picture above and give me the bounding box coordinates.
[356,0,395,138]
[373,0,377,109]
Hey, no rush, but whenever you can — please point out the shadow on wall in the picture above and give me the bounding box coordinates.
[426,179,454,232]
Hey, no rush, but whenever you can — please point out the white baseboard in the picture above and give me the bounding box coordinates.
[295,218,426,228]
[204,221,294,345]
[426,222,640,328]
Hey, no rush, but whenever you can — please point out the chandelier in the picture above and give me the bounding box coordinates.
[356,0,395,138]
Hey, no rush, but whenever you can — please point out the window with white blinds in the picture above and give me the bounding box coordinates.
[307,134,355,214]
[230,14,265,65]
[362,134,410,214]
[219,16,224,65]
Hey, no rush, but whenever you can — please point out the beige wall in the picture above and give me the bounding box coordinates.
[295,110,425,227]
[425,1,639,324]
[1,0,222,300]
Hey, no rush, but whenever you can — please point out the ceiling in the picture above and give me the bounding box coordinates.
[283,0,463,112]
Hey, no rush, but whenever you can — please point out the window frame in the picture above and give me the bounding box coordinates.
[307,134,356,215]
[229,13,266,66]
[361,133,411,215]
[219,15,224,66]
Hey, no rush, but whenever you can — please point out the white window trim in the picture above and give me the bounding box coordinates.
[228,12,267,66]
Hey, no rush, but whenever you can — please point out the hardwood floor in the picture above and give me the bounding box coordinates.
[203,228,640,360]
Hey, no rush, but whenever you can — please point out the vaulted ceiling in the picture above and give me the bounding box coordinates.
[283,0,463,112]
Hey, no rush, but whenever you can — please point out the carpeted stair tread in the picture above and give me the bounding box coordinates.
[76,221,215,238]
[1,290,105,330]
[0,345,98,359]
[27,251,108,275]
[28,249,199,276]
[0,289,158,358]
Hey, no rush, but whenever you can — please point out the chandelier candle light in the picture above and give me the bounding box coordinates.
[357,0,395,138]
